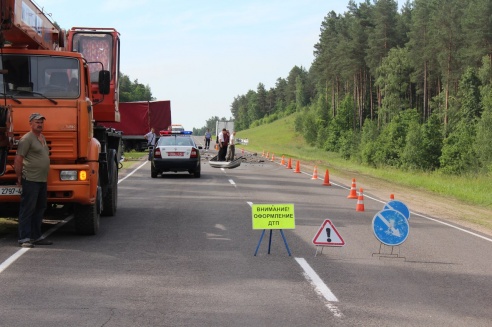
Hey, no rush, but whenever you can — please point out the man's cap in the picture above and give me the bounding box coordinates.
[29,113,46,122]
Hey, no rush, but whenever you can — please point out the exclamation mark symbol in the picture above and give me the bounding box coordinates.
[326,228,331,242]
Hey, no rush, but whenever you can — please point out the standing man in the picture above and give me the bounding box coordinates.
[15,113,52,248]
[218,128,228,161]
[226,131,236,161]
[144,127,156,160]
[204,129,211,151]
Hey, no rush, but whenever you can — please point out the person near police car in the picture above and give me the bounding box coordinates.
[204,128,211,150]
[218,128,228,161]
[14,113,52,248]
[226,131,236,161]
[144,127,157,160]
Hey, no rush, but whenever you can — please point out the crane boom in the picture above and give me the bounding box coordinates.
[0,0,63,49]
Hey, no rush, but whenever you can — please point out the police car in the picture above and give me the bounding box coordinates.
[151,130,202,178]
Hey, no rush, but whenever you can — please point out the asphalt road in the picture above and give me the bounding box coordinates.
[0,146,491,327]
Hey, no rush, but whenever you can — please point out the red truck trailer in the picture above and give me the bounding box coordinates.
[104,100,171,151]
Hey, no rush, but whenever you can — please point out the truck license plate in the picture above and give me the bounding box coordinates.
[168,152,184,157]
[0,186,22,196]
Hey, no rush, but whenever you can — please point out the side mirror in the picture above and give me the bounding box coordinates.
[98,70,110,95]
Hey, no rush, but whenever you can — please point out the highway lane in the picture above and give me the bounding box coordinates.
[0,148,491,326]
[222,153,492,326]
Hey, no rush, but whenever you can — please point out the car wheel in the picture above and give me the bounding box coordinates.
[194,164,201,178]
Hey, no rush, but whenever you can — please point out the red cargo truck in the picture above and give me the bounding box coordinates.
[105,100,172,151]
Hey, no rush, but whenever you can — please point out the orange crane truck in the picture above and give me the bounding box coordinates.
[0,0,122,235]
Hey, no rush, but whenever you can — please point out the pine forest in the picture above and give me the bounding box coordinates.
[229,0,492,176]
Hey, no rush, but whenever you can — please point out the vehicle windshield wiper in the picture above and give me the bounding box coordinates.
[13,90,58,105]
[0,92,21,104]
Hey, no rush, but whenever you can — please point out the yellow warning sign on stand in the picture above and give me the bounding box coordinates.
[252,204,295,230]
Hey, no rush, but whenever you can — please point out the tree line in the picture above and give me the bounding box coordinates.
[119,73,154,102]
[229,0,492,175]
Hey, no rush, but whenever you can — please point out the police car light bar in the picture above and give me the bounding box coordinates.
[159,130,193,136]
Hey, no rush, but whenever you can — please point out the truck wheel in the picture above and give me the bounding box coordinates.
[74,182,101,235]
[151,164,158,178]
[102,158,118,216]
[74,201,100,235]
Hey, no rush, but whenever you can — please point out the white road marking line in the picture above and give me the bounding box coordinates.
[295,257,343,318]
[1,159,148,274]
[118,161,148,184]
[229,179,236,186]
[0,216,73,274]
[0,248,30,273]
[363,193,492,242]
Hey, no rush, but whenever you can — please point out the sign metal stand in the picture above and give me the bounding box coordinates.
[254,229,291,256]
[372,243,405,259]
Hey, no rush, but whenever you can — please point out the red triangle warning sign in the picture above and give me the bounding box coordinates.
[312,219,345,246]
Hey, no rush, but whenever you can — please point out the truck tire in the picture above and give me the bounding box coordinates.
[102,154,118,216]
[74,182,101,235]
[74,201,100,235]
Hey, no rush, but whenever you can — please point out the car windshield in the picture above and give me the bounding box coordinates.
[158,136,194,146]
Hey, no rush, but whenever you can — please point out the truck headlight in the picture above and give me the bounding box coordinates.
[60,171,78,181]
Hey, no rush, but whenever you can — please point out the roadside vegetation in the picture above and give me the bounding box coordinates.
[0,218,17,237]
[121,151,147,170]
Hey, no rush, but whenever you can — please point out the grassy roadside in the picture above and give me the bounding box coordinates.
[121,151,147,170]
[235,115,492,232]
[0,218,18,236]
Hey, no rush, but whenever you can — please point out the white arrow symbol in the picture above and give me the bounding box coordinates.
[377,212,401,237]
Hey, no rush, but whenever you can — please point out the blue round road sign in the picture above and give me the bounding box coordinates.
[372,209,409,246]
[384,200,410,220]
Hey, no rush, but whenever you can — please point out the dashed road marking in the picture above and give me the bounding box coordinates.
[295,257,343,318]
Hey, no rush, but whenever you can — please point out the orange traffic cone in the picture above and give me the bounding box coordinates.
[286,158,292,169]
[347,178,358,199]
[293,160,301,173]
[271,154,275,162]
[390,193,395,200]
[280,155,285,165]
[356,188,365,211]
[311,166,318,180]
[322,169,331,186]
[262,150,265,157]
[266,152,269,159]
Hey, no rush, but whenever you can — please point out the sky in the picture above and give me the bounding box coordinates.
[36,0,386,129]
